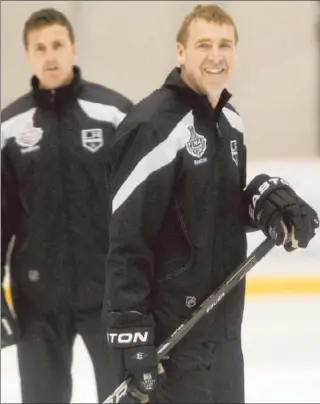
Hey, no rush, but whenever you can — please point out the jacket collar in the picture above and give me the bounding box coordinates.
[162,67,232,121]
[32,66,83,109]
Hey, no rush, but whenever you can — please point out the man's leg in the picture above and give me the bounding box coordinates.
[16,309,75,403]
[157,361,213,403]
[75,307,120,403]
[156,331,215,404]
[210,336,245,403]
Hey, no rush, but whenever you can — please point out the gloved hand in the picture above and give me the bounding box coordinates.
[115,363,165,404]
[1,286,18,348]
[245,174,319,251]
[106,311,161,403]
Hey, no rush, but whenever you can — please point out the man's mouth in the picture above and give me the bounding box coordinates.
[204,67,226,74]
[45,66,59,72]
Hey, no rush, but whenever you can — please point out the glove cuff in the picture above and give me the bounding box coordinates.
[124,345,157,371]
[107,325,154,348]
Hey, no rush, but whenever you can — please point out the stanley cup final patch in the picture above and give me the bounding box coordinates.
[185,124,207,158]
[15,123,43,153]
[81,128,104,152]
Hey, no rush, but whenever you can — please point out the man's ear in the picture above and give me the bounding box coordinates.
[177,42,186,67]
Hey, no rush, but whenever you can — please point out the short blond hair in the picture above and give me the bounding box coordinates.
[176,4,239,46]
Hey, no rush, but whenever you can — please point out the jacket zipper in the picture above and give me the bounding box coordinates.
[56,103,75,307]
[215,122,222,138]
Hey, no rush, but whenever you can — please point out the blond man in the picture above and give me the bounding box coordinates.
[103,4,318,403]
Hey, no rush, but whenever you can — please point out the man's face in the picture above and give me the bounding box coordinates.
[177,18,237,103]
[26,24,76,89]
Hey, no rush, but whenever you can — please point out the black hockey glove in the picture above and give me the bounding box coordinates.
[244,174,319,251]
[106,311,161,403]
[1,287,18,348]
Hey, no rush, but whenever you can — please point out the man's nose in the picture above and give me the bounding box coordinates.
[207,45,223,62]
[44,47,57,62]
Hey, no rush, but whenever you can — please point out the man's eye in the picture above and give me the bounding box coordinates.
[199,43,211,49]
[53,42,63,50]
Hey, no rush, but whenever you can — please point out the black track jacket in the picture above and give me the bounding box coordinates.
[1,67,132,313]
[104,68,252,343]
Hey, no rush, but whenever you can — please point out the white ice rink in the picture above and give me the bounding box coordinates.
[1,295,320,403]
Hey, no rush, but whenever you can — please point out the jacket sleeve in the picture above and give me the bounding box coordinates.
[1,134,21,284]
[105,122,181,318]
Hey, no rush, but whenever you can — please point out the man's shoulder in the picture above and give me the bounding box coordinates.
[224,101,241,115]
[1,92,35,124]
[222,102,244,134]
[119,86,187,135]
[80,80,133,113]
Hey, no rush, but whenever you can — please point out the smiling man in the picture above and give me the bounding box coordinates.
[177,10,238,109]
[1,7,133,404]
[102,4,318,403]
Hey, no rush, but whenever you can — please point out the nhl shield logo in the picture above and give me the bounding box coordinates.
[81,129,103,152]
[186,296,197,308]
[185,125,207,158]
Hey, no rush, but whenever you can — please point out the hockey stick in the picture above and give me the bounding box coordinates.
[104,237,275,403]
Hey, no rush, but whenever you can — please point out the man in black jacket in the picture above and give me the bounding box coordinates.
[102,4,319,403]
[1,8,133,403]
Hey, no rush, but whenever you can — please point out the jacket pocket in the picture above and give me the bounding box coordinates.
[154,199,194,284]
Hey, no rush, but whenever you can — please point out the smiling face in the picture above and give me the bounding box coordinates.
[26,23,76,89]
[177,18,237,107]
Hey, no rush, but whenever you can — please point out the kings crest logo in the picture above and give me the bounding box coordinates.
[230,140,238,166]
[81,128,103,152]
[185,124,207,158]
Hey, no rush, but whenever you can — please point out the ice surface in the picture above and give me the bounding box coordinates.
[2,295,320,403]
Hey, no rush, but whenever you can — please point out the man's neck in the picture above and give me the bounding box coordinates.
[39,71,74,90]
[180,69,221,110]
[207,93,220,109]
